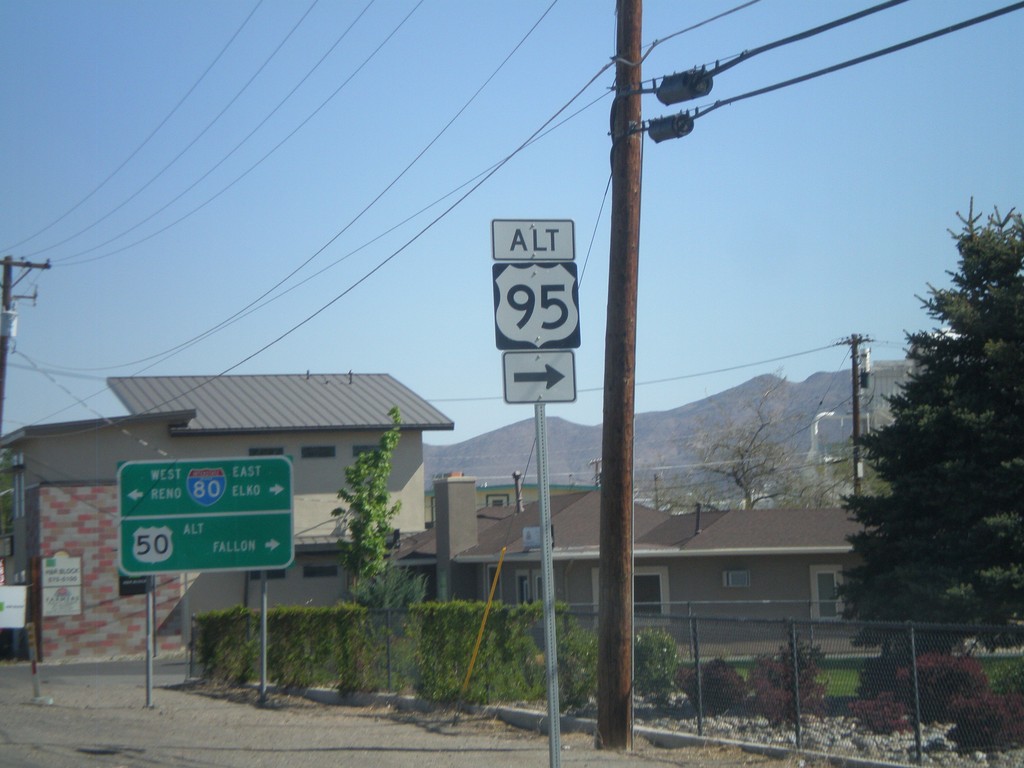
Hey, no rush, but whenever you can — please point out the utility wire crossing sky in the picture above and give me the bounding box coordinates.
[1,0,1021,445]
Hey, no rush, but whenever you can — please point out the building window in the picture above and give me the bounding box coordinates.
[303,564,339,578]
[810,565,844,619]
[301,445,336,459]
[486,565,502,600]
[353,445,376,457]
[249,447,284,456]
[516,573,533,604]
[635,573,663,614]
[248,569,287,580]
[12,453,24,519]
[486,494,510,507]
[722,569,751,588]
[591,566,668,613]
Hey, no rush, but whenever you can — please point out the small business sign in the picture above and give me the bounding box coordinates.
[42,556,82,617]
[0,585,27,629]
[119,574,150,597]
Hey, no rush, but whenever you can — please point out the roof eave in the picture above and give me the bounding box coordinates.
[1,409,197,447]
[169,421,454,436]
[672,546,853,557]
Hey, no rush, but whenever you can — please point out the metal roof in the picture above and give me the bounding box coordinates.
[107,374,453,434]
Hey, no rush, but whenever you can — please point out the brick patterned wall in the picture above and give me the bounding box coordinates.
[37,484,184,660]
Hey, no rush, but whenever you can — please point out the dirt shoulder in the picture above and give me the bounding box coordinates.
[177,680,826,768]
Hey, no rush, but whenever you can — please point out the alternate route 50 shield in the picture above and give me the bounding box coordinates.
[492,262,581,350]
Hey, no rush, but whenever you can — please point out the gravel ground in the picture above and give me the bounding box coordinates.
[0,673,825,768]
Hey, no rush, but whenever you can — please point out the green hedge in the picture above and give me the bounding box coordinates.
[196,601,556,704]
[196,604,375,692]
[410,601,545,704]
[196,606,258,684]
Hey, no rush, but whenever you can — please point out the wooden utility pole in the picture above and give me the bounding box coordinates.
[598,0,642,751]
[847,333,870,496]
[0,256,50,435]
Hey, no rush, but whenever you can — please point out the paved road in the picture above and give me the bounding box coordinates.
[0,658,808,768]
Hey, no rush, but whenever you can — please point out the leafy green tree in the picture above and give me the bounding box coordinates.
[844,206,1024,626]
[333,406,402,584]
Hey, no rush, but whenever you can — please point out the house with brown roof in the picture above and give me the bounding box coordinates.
[1,373,452,660]
[398,474,862,620]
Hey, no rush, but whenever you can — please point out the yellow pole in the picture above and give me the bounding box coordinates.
[460,546,506,697]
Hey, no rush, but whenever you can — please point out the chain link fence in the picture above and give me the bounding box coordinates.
[623,613,1024,764]
[362,608,1024,765]
[194,606,1024,765]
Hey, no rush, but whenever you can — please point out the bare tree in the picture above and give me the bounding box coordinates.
[683,375,804,509]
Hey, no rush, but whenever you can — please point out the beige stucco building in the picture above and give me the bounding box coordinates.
[1,373,452,660]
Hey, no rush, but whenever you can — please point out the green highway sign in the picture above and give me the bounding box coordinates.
[118,456,294,575]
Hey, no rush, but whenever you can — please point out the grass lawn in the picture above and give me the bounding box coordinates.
[716,657,870,698]
[706,654,1024,699]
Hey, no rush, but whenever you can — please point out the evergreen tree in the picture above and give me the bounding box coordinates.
[844,206,1024,626]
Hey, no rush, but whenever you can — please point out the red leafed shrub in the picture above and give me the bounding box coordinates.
[856,651,905,701]
[676,658,747,716]
[948,692,1024,751]
[749,642,826,726]
[849,691,912,734]
[896,652,989,724]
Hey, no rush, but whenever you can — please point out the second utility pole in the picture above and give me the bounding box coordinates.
[598,0,642,751]
[847,333,870,496]
[0,255,51,435]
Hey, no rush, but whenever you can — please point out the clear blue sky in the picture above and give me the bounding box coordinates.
[1,0,1021,447]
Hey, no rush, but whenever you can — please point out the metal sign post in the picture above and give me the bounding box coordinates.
[25,621,53,706]
[534,403,561,767]
[145,576,154,708]
[493,218,579,768]
[118,455,294,707]
[259,570,268,706]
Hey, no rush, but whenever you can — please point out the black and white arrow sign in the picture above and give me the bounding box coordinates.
[514,364,565,389]
[503,351,576,404]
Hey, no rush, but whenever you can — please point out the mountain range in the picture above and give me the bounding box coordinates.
[423,372,858,491]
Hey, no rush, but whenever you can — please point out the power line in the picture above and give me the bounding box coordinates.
[694,1,1024,121]
[30,1,568,378]
[18,85,609,384]
[51,2,432,269]
[0,0,265,253]
[19,0,745,388]
[42,0,328,263]
[429,343,845,403]
[640,0,763,61]
[11,3,895,438]
[47,1,384,266]
[11,57,616,438]
[710,0,911,78]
